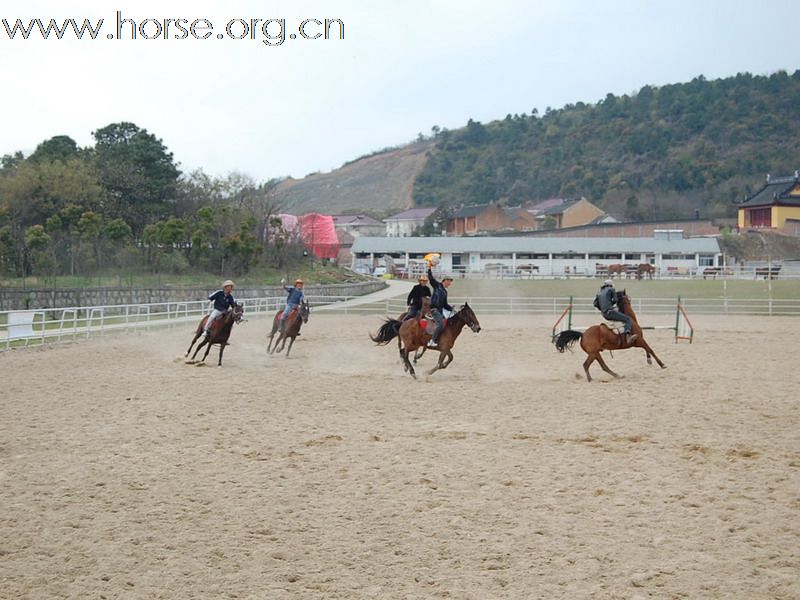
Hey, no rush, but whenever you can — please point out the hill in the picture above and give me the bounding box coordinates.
[267,71,800,221]
[413,71,800,220]
[271,142,432,216]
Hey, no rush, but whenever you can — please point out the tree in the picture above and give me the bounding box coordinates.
[28,135,79,163]
[92,122,180,236]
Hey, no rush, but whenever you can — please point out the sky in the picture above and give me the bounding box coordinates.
[1,0,796,181]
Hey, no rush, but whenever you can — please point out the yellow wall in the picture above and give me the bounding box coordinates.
[561,199,604,228]
[738,209,746,228]
[773,205,800,227]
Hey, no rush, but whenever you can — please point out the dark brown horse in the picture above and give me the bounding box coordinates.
[370,303,481,378]
[186,303,245,366]
[267,300,310,357]
[553,290,665,382]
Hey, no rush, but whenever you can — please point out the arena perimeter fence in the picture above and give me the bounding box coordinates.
[1,294,799,350]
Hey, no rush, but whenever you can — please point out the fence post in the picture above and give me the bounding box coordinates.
[568,296,573,329]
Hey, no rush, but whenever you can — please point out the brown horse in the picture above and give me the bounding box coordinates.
[637,263,656,280]
[553,290,665,382]
[267,300,310,357]
[186,303,245,366]
[607,264,626,278]
[370,303,481,378]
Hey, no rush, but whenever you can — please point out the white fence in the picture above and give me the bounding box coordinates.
[2,294,799,350]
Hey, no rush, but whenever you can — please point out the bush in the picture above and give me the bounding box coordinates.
[159,251,191,274]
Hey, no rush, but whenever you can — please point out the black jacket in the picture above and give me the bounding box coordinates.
[428,268,453,311]
[407,284,431,309]
[209,290,236,312]
[593,286,616,313]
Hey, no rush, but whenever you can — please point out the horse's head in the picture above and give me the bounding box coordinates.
[300,300,311,323]
[232,302,245,323]
[456,302,481,333]
[616,290,630,313]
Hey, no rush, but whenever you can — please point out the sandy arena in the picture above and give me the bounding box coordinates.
[1,312,799,599]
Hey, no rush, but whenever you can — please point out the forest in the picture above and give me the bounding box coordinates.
[412,71,800,220]
[0,123,303,284]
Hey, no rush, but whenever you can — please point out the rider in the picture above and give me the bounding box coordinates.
[427,266,454,347]
[279,278,305,333]
[405,274,431,320]
[594,279,637,344]
[204,280,236,338]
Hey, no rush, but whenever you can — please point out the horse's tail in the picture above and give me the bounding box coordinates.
[554,329,583,353]
[370,318,401,345]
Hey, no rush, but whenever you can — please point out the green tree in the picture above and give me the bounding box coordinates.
[92,122,180,236]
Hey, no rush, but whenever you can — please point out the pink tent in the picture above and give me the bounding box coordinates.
[300,213,339,259]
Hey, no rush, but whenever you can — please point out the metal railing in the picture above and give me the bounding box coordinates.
[3,294,799,350]
[0,296,288,350]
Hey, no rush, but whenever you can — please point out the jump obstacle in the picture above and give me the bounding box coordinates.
[551,295,694,343]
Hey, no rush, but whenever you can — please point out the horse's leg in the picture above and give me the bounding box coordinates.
[638,340,666,369]
[201,341,213,363]
[191,338,207,360]
[427,351,446,376]
[186,332,200,357]
[401,348,416,379]
[218,343,226,367]
[595,352,620,379]
[582,353,596,382]
[441,350,454,369]
[266,332,275,353]
[413,347,426,364]
[286,336,295,358]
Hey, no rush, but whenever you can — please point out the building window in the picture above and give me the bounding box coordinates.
[552,253,578,259]
[698,255,715,266]
[661,254,692,260]
[516,253,549,260]
[479,253,512,259]
[588,253,622,260]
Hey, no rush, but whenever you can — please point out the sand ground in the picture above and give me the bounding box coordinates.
[1,313,799,599]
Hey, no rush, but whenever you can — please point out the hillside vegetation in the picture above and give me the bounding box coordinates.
[413,71,800,220]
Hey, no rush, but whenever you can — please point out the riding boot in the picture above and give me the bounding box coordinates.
[627,333,638,343]
[278,319,286,334]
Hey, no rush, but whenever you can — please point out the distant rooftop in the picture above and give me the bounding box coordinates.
[384,207,437,221]
[332,214,384,226]
[739,172,800,208]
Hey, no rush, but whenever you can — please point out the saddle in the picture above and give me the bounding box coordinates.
[600,322,634,344]
[419,317,447,332]
[204,314,226,334]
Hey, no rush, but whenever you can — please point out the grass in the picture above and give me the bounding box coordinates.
[0,263,369,289]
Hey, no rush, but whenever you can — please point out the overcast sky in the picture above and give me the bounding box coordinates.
[1,0,796,181]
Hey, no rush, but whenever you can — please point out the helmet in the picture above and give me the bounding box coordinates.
[295,279,304,285]
[603,279,613,287]
[222,279,235,288]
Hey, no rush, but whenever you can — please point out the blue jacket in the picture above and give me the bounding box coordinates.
[285,286,305,305]
[428,268,453,311]
[209,289,235,312]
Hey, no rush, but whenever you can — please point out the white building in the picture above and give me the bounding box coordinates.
[351,232,722,277]
[384,207,437,237]
[332,214,385,238]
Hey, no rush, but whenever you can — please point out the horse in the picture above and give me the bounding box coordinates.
[552,290,665,382]
[267,300,310,357]
[607,264,626,278]
[186,303,245,367]
[637,263,656,280]
[370,303,481,379]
